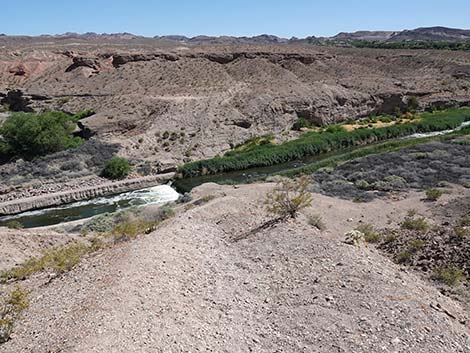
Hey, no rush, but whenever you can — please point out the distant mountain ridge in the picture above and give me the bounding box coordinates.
[2,26,470,44]
[335,27,470,42]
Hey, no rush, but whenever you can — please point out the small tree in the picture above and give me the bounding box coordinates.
[0,111,83,158]
[102,157,131,180]
[407,96,419,113]
[265,175,313,220]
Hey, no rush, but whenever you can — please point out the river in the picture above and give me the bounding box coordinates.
[1,120,468,229]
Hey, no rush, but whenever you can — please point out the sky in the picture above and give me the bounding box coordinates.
[1,0,470,38]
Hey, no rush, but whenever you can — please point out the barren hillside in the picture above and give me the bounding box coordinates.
[1,183,470,353]
[1,37,470,167]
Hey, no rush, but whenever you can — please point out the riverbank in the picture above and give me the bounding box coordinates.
[179,108,470,177]
[0,173,174,216]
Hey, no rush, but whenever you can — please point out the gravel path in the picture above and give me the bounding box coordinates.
[2,184,469,352]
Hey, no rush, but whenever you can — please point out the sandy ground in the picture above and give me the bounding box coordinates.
[1,183,469,352]
[0,228,83,273]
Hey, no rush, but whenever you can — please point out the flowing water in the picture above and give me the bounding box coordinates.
[2,121,468,229]
[0,185,180,229]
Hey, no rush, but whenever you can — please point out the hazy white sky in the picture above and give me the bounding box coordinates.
[1,0,469,37]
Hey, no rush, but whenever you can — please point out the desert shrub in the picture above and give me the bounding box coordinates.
[60,159,82,171]
[0,111,83,158]
[226,134,275,157]
[401,216,429,232]
[111,216,148,242]
[453,226,470,239]
[308,214,326,230]
[355,179,371,190]
[356,223,381,243]
[458,216,470,227]
[111,206,174,242]
[72,109,95,120]
[1,242,92,282]
[153,205,175,222]
[344,230,365,246]
[372,175,407,191]
[265,175,313,219]
[409,239,425,250]
[407,96,419,112]
[425,188,443,201]
[81,213,116,233]
[379,116,393,123]
[453,216,470,239]
[292,117,314,131]
[0,287,29,343]
[383,233,397,244]
[102,157,131,180]
[396,250,412,264]
[432,266,465,287]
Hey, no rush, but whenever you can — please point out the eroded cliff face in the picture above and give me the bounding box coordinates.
[1,40,470,166]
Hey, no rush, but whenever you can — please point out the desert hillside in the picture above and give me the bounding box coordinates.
[1,183,470,352]
[1,31,470,353]
[1,36,470,168]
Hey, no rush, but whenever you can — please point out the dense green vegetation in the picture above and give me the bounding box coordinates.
[179,108,470,177]
[0,111,85,159]
[102,157,131,180]
[350,40,470,51]
[279,124,470,178]
[226,133,275,156]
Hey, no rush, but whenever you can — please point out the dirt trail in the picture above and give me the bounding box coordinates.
[1,183,469,352]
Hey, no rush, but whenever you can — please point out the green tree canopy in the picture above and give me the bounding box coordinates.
[102,157,131,180]
[0,111,83,158]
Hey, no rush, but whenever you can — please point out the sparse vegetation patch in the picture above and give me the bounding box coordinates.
[265,175,313,220]
[401,216,429,233]
[425,188,444,201]
[0,287,29,344]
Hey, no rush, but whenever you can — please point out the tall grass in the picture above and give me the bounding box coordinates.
[179,108,470,177]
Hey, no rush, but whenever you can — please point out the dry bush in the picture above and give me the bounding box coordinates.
[1,242,93,282]
[356,223,381,243]
[265,175,313,220]
[0,287,29,343]
[425,188,443,201]
[432,266,465,287]
[308,214,326,230]
[401,216,429,233]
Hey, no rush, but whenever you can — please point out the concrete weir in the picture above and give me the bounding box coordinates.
[0,173,175,216]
